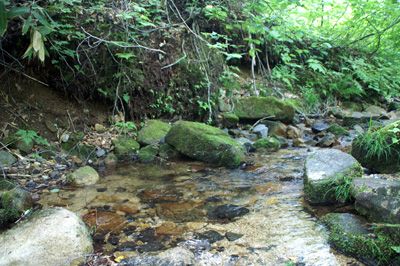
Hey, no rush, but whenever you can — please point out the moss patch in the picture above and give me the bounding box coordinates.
[113,137,140,160]
[137,120,171,145]
[326,124,349,136]
[138,145,160,163]
[253,137,281,151]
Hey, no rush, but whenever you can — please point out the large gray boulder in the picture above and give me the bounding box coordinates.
[137,120,171,146]
[0,208,93,266]
[303,149,362,204]
[352,178,400,240]
[165,121,246,168]
[233,96,295,124]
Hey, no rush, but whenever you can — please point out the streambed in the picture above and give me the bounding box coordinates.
[38,147,362,265]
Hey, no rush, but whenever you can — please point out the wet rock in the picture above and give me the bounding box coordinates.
[1,187,32,222]
[271,134,288,148]
[121,246,194,266]
[208,204,250,220]
[286,125,301,139]
[343,112,381,126]
[113,137,140,160]
[138,144,160,163]
[49,170,61,179]
[96,148,106,157]
[112,204,139,214]
[165,121,246,168]
[225,232,244,241]
[0,151,15,166]
[159,143,180,159]
[0,208,93,266]
[240,131,258,141]
[237,137,255,152]
[253,137,280,151]
[137,120,171,146]
[198,230,223,243]
[138,242,165,253]
[293,138,306,147]
[317,132,336,147]
[220,113,239,128]
[351,120,400,173]
[157,201,204,222]
[104,152,118,164]
[311,122,329,133]
[82,210,127,233]
[68,166,99,186]
[303,149,363,204]
[252,124,268,139]
[233,96,295,124]
[261,120,287,138]
[116,241,137,252]
[321,213,397,265]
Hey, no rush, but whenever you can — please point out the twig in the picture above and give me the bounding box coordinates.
[0,62,49,86]
[161,40,187,69]
[66,110,76,133]
[249,116,275,132]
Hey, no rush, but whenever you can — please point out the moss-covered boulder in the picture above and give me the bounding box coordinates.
[0,151,16,166]
[321,213,397,265]
[220,113,239,128]
[351,120,400,173]
[2,187,33,222]
[253,137,281,151]
[68,166,99,186]
[137,120,171,146]
[138,145,160,163]
[233,96,295,124]
[165,121,246,168]
[159,143,180,159]
[303,149,363,204]
[113,137,140,160]
[326,124,349,136]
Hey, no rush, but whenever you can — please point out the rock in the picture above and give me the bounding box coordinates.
[252,124,268,139]
[45,120,58,133]
[104,153,118,164]
[351,120,400,173]
[326,124,349,136]
[365,105,388,117]
[138,144,159,163]
[138,242,165,253]
[139,188,182,203]
[0,151,16,166]
[121,246,194,266]
[68,166,99,186]
[303,149,363,204]
[225,232,244,241]
[240,130,258,141]
[1,187,32,222]
[293,138,306,147]
[60,133,70,142]
[328,107,346,119]
[253,137,281,151]
[156,222,184,235]
[389,101,400,111]
[137,120,171,146]
[158,143,180,159]
[14,138,33,154]
[218,99,232,113]
[208,204,250,220]
[343,112,381,126]
[112,204,140,214]
[321,213,397,265]
[353,179,400,240]
[237,138,255,152]
[220,113,239,128]
[311,122,329,133]
[165,121,246,168]
[0,208,93,266]
[198,230,223,243]
[82,210,127,233]
[317,132,336,147]
[156,201,204,222]
[233,96,295,124]
[286,125,301,139]
[96,148,106,157]
[342,101,363,112]
[261,121,287,138]
[95,123,105,132]
[113,137,140,160]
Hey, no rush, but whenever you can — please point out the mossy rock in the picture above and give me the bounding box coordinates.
[138,145,160,163]
[61,132,96,160]
[2,187,33,222]
[321,213,397,265]
[220,113,239,128]
[113,137,140,160]
[233,96,295,124]
[351,120,400,173]
[159,143,180,159]
[67,166,99,186]
[137,120,171,146]
[253,137,281,151]
[0,209,7,228]
[0,151,16,166]
[326,124,349,136]
[165,121,246,168]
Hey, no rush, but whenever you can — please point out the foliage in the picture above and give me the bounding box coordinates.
[14,130,49,146]
[325,174,354,203]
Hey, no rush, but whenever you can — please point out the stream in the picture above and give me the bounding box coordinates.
[38,147,362,265]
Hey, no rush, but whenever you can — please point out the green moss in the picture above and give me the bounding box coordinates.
[137,120,171,145]
[113,137,140,160]
[61,132,96,160]
[253,137,281,151]
[138,145,160,163]
[221,113,239,128]
[326,124,349,136]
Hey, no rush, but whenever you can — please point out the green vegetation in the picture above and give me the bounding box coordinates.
[14,130,49,146]
[325,174,354,203]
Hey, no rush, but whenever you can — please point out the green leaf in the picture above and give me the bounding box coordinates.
[32,10,52,29]
[0,1,7,36]
[22,15,32,35]
[116,53,136,59]
[7,6,29,18]
[123,93,130,103]
[392,246,400,253]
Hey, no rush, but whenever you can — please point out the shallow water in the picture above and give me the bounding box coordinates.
[38,148,362,265]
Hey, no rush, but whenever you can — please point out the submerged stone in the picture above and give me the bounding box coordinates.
[198,230,223,243]
[208,204,250,220]
[165,120,246,168]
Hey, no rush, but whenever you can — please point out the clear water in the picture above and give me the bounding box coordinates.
[38,147,362,265]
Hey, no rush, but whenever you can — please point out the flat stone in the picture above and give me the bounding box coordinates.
[82,210,127,233]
